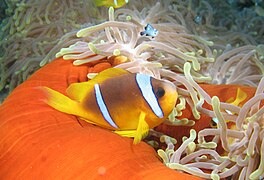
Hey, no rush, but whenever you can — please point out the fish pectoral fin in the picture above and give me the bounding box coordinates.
[232,88,247,106]
[133,112,149,144]
[114,112,149,144]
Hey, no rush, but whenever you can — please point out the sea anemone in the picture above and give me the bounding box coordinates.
[0,0,101,96]
[52,2,264,179]
[1,0,263,101]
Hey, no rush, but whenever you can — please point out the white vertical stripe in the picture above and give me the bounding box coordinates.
[94,84,118,128]
[114,0,118,6]
[136,74,164,118]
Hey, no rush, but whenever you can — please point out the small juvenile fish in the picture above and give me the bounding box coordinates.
[140,24,159,38]
[94,0,128,8]
[193,15,202,24]
[41,68,177,144]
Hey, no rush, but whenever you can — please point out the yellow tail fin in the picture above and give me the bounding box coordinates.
[41,86,84,116]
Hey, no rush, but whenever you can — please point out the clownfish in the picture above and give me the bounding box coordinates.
[94,0,129,8]
[211,88,247,128]
[41,68,178,144]
[140,24,158,38]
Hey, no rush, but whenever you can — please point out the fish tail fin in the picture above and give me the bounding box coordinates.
[40,86,82,115]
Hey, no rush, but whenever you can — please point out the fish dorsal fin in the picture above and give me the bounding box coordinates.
[91,68,129,83]
[66,68,129,102]
[145,24,151,30]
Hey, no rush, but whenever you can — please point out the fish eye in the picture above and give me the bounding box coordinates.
[210,118,218,128]
[155,87,165,98]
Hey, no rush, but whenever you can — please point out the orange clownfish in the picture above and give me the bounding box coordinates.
[93,0,129,8]
[211,87,247,128]
[41,68,178,144]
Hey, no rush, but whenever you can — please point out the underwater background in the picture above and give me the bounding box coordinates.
[0,0,263,103]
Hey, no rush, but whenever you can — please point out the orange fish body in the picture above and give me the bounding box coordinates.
[42,68,178,144]
[211,88,248,127]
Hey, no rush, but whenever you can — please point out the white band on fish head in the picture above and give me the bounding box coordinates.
[94,84,118,128]
[135,74,164,118]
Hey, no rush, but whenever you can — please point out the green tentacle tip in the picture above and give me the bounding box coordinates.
[211,173,220,180]
[109,6,114,15]
[192,59,200,71]
[192,108,201,120]
[77,26,92,37]
[212,96,220,106]
[59,47,70,54]
[168,163,182,169]
[176,97,186,110]
[113,49,121,56]
[87,73,98,79]
[189,129,197,139]
[168,107,176,120]
[196,36,214,46]
[55,52,62,58]
[157,149,169,163]
[184,52,195,56]
[153,62,163,68]
[184,62,191,72]
[88,43,100,54]
[126,15,132,21]
[207,41,214,46]
[39,59,47,67]
[160,135,177,144]
[187,142,196,153]
[182,136,188,142]
[76,29,83,37]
